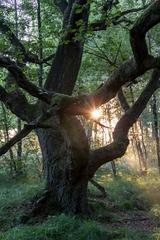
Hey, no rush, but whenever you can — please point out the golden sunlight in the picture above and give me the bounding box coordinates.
[91,109,102,120]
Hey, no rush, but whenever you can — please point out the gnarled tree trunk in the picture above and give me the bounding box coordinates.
[37,115,90,214]
[35,0,89,212]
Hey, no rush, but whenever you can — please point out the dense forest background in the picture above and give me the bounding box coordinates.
[0,0,160,239]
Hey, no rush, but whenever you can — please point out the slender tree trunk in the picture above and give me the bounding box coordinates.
[14,0,23,175]
[1,103,16,175]
[134,122,147,174]
[106,104,117,176]
[130,86,147,173]
[37,0,43,87]
[151,94,160,173]
[130,137,138,163]
[17,118,23,175]
[139,120,148,161]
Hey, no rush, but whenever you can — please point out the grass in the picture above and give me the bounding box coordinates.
[0,170,160,239]
[0,214,154,240]
[0,174,44,230]
[91,168,160,211]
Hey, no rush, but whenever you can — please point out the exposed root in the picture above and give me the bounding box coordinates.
[20,190,57,224]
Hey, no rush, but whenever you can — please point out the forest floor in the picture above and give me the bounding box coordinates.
[0,169,160,239]
[105,210,155,232]
[91,197,156,233]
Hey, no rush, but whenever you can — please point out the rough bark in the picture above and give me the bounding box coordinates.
[35,0,90,213]
[37,116,89,213]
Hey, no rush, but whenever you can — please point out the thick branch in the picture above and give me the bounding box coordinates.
[130,0,160,64]
[0,86,36,122]
[65,55,160,115]
[69,1,160,114]
[2,54,160,118]
[114,69,160,140]
[88,70,160,177]
[0,56,51,103]
[1,2,160,118]
[0,59,81,117]
[117,88,130,112]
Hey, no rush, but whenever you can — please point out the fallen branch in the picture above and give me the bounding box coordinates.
[90,179,107,198]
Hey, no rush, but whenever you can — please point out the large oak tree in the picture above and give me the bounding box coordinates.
[0,0,160,214]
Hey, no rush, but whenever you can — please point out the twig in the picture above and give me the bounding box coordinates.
[94,120,110,129]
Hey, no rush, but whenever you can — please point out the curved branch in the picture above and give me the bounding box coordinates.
[130,0,160,64]
[0,86,36,122]
[65,55,160,115]
[117,88,130,112]
[0,56,51,103]
[88,70,160,177]
[65,1,160,115]
[1,1,160,118]
[114,69,160,140]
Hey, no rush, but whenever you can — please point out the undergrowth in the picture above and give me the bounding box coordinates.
[0,174,44,230]
[0,214,153,240]
[0,169,160,240]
